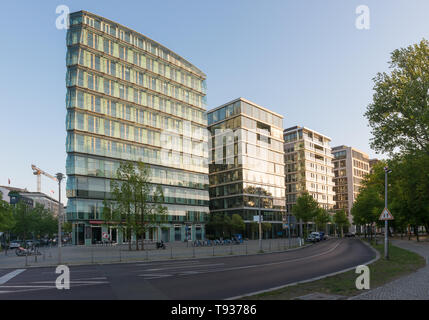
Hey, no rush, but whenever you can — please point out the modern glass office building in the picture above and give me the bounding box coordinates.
[65,11,209,245]
[207,98,286,238]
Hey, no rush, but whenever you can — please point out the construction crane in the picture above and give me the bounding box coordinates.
[31,164,57,193]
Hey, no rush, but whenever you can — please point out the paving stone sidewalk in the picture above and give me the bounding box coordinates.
[351,239,429,300]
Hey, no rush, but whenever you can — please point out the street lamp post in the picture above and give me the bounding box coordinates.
[56,173,64,264]
[384,166,392,260]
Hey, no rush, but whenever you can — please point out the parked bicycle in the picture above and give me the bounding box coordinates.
[15,246,41,256]
[156,240,166,249]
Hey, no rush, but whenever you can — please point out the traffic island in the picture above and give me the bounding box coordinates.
[241,240,426,300]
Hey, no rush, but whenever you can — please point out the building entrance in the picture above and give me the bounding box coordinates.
[92,226,102,244]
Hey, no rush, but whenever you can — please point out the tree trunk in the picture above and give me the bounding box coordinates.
[414,225,420,242]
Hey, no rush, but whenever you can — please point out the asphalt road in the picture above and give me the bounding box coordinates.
[0,238,374,300]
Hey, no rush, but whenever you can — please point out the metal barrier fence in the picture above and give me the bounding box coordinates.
[0,238,304,268]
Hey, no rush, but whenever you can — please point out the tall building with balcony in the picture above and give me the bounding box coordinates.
[207,98,286,238]
[65,11,209,245]
[332,145,370,229]
[283,126,336,215]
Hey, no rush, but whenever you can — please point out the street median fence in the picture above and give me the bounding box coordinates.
[0,238,302,268]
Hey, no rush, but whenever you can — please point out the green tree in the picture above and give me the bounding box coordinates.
[314,208,332,233]
[110,161,135,250]
[333,210,350,238]
[0,192,15,249]
[261,222,272,239]
[292,192,319,238]
[110,161,168,250]
[365,39,429,155]
[230,214,245,235]
[12,201,38,242]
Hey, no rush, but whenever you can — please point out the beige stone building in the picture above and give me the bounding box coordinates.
[332,145,370,230]
[283,126,336,214]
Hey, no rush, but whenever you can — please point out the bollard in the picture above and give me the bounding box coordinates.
[212,246,215,257]
[229,243,233,255]
[34,252,37,263]
[119,247,122,262]
[269,240,271,252]
[25,253,28,267]
[146,250,148,261]
[91,246,94,264]
[43,250,45,261]
[193,246,195,258]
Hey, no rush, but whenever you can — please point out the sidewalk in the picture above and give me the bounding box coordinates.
[0,238,302,269]
[351,239,429,300]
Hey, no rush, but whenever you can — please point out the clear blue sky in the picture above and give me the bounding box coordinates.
[1,0,429,204]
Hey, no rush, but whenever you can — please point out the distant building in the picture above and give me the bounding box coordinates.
[0,186,65,220]
[0,186,28,204]
[283,126,336,214]
[207,98,286,238]
[369,158,379,174]
[332,146,370,230]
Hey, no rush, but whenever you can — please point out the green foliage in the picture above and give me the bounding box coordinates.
[351,151,429,236]
[365,39,429,155]
[109,160,168,250]
[0,192,15,232]
[314,208,332,231]
[231,214,245,234]
[333,210,350,237]
[12,202,58,240]
[292,192,319,223]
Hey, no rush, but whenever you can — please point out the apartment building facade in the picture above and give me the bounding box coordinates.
[283,126,336,216]
[207,98,286,238]
[332,145,370,230]
[65,11,209,245]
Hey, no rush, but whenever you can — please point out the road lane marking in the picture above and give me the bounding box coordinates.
[0,269,26,285]
[144,263,224,272]
[136,260,201,266]
[139,273,172,280]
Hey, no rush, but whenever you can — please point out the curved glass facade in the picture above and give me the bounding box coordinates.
[66,11,209,244]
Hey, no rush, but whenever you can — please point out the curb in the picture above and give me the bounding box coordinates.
[226,238,380,300]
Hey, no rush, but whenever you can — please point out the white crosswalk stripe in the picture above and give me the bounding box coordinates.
[0,269,26,285]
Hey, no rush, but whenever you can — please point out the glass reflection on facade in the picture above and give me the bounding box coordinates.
[207,98,286,238]
[66,11,209,245]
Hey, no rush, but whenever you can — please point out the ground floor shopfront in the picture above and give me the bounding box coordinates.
[71,222,205,245]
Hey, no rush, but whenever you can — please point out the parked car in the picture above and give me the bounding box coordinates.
[306,233,320,243]
[345,232,356,237]
[9,241,21,249]
[310,232,322,241]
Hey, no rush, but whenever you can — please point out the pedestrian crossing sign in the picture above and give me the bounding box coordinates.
[379,207,394,220]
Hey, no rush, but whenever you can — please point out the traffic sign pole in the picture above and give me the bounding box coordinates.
[385,169,389,260]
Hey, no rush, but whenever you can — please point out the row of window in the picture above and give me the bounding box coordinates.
[67,199,209,221]
[67,110,207,158]
[70,13,204,79]
[67,47,205,108]
[209,125,284,153]
[66,133,208,174]
[209,196,285,211]
[66,155,209,189]
[67,88,206,129]
[66,66,205,110]
[67,26,205,94]
[66,176,209,206]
